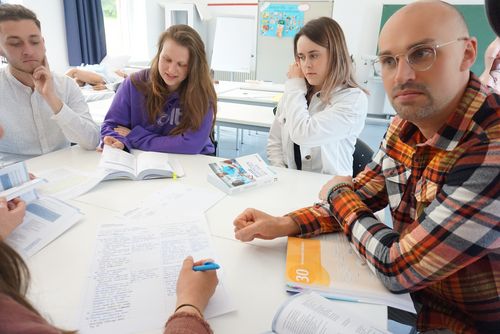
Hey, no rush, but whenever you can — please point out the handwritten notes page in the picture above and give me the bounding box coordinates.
[79,214,234,334]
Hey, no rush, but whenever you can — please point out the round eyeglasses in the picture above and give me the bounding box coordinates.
[372,37,469,77]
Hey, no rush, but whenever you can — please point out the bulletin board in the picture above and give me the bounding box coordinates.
[255,1,334,83]
[380,5,496,76]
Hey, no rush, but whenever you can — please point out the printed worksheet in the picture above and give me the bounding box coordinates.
[6,197,83,258]
[79,214,234,334]
[0,161,37,202]
[120,182,226,220]
[36,167,105,200]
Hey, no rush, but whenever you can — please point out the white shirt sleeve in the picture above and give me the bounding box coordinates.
[266,101,286,168]
[282,78,367,147]
[51,76,100,150]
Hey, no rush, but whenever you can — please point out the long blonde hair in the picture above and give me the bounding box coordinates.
[132,25,217,136]
[293,17,368,101]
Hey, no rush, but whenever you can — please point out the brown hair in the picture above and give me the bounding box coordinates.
[0,241,76,333]
[132,24,217,136]
[293,17,368,101]
[0,4,41,30]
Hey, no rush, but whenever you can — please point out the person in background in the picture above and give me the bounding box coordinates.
[479,37,500,92]
[100,24,217,155]
[267,17,368,175]
[0,4,99,166]
[65,65,127,91]
[234,1,499,333]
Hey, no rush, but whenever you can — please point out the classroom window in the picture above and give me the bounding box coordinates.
[102,0,128,57]
[101,0,149,63]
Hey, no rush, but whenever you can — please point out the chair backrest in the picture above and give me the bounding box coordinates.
[352,138,374,177]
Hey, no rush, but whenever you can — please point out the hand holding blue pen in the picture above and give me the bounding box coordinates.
[193,261,220,271]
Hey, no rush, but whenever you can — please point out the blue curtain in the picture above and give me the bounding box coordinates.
[63,0,107,65]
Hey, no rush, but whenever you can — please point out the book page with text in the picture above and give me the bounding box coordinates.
[0,161,38,202]
[272,292,389,334]
[99,145,136,176]
[135,151,174,179]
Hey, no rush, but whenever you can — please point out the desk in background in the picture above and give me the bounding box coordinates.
[86,82,279,153]
[214,81,283,152]
[216,86,283,108]
[25,146,388,334]
[81,87,115,102]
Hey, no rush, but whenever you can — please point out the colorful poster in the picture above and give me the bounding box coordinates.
[259,3,305,38]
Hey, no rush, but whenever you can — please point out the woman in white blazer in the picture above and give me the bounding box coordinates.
[267,17,368,176]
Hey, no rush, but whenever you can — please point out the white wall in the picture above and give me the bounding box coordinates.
[333,0,383,86]
[15,0,69,73]
[145,0,165,61]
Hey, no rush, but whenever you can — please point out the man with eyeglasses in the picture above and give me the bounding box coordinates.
[233,1,499,333]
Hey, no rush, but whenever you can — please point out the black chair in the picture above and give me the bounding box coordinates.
[207,130,218,157]
[352,138,374,177]
[485,0,500,36]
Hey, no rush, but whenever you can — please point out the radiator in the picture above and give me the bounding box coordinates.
[213,71,256,82]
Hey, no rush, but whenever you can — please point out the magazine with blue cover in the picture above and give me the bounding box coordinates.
[207,154,277,194]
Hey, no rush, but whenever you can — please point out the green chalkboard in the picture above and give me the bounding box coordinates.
[380,5,496,76]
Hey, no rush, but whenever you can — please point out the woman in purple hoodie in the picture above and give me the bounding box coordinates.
[101,25,217,155]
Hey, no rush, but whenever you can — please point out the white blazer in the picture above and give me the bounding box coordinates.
[267,78,368,176]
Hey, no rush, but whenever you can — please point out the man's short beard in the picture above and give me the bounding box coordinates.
[395,103,436,123]
[10,62,36,75]
[391,83,437,123]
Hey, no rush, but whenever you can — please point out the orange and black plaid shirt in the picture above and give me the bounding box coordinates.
[288,75,499,333]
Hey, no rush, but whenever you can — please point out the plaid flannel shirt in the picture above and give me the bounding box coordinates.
[288,75,499,333]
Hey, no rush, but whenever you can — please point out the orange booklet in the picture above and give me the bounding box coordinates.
[285,234,416,313]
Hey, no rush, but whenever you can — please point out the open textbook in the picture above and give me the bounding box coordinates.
[99,145,185,180]
[0,162,83,258]
[285,234,416,313]
[35,146,186,200]
[207,153,277,194]
[269,291,390,334]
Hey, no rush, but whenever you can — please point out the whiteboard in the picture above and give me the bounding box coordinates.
[211,17,255,73]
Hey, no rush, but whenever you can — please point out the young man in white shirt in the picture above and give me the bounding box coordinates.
[0,4,99,166]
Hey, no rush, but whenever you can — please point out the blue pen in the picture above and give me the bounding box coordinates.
[193,262,220,271]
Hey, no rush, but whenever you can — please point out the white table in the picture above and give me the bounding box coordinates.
[23,146,388,334]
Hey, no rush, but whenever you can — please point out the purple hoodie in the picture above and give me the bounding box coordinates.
[101,70,215,154]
